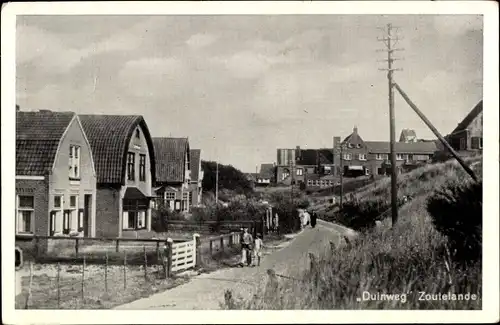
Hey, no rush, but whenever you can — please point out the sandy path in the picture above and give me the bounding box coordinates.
[114,220,345,310]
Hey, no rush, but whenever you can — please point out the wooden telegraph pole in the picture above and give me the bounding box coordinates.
[377,23,404,227]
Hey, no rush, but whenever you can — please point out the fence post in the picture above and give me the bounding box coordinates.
[193,233,201,268]
[166,238,173,278]
[25,261,33,309]
[209,239,213,256]
[75,238,80,258]
[105,251,108,293]
[116,239,120,253]
[143,245,148,281]
[229,232,233,247]
[123,251,127,289]
[220,236,224,252]
[81,255,86,303]
[156,241,160,264]
[57,262,61,308]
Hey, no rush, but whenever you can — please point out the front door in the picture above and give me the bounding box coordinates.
[84,194,92,237]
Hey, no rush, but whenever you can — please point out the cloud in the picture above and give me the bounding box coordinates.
[186,33,217,50]
[432,15,483,36]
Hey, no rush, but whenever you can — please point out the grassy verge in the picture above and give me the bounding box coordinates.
[223,157,483,310]
[16,264,188,309]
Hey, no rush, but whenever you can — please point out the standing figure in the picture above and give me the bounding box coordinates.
[253,233,263,267]
[311,210,317,228]
[240,228,253,267]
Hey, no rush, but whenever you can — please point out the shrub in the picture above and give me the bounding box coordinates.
[151,203,186,232]
[426,180,482,264]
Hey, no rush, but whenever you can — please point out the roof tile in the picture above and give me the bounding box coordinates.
[154,137,189,183]
[79,114,154,184]
[16,111,75,175]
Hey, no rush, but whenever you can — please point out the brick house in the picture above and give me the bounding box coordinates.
[276,147,335,186]
[334,126,437,177]
[256,163,275,186]
[446,100,483,151]
[153,137,191,213]
[16,110,97,250]
[399,129,418,143]
[188,149,204,207]
[79,115,155,237]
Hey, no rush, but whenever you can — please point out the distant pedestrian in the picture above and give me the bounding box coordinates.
[252,233,264,267]
[311,211,317,228]
[240,228,253,267]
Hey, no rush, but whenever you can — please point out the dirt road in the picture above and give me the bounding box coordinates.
[114,220,349,310]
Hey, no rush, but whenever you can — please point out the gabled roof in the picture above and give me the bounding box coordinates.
[365,141,437,154]
[154,137,190,183]
[79,114,155,184]
[451,100,483,134]
[189,149,201,182]
[16,110,76,176]
[400,129,417,140]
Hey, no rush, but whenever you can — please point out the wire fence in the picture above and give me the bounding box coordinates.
[17,247,171,310]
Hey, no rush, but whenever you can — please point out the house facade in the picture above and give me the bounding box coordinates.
[188,149,204,207]
[153,137,191,213]
[255,163,275,186]
[276,147,335,186]
[446,100,483,151]
[333,126,437,177]
[16,110,97,251]
[79,115,155,238]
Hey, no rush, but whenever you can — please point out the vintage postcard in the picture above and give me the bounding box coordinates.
[2,1,498,324]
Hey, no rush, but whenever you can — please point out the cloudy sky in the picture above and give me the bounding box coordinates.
[16,14,482,172]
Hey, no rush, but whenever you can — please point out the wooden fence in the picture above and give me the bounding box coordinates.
[206,232,241,256]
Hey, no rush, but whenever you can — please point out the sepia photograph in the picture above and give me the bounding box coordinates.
[2,1,498,324]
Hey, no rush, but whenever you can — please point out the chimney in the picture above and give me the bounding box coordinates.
[16,104,20,112]
[353,125,358,134]
[296,145,301,161]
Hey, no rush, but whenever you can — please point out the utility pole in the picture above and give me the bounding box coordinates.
[377,23,404,227]
[339,144,343,210]
[215,160,219,204]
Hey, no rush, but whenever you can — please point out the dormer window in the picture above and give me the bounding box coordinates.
[356,144,362,148]
[135,129,140,139]
[348,143,354,149]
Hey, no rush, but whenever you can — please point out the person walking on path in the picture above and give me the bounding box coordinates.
[311,210,317,228]
[239,228,253,267]
[252,233,264,267]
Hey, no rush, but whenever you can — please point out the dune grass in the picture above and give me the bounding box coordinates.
[223,156,483,309]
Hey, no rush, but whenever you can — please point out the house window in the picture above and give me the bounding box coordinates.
[375,154,384,160]
[378,168,384,175]
[63,195,78,234]
[471,137,483,150]
[356,144,362,148]
[296,168,303,176]
[50,195,63,235]
[165,192,175,200]
[343,153,352,160]
[347,143,354,148]
[188,192,193,206]
[407,154,414,161]
[69,145,81,179]
[139,154,146,182]
[127,152,135,181]
[123,199,148,230]
[307,180,312,186]
[358,154,367,161]
[396,154,404,161]
[135,129,140,139]
[17,195,34,234]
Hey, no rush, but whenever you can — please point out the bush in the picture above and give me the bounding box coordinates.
[426,180,482,264]
[334,199,388,232]
[151,203,186,232]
